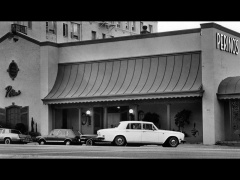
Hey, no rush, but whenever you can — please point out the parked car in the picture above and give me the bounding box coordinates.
[97,121,185,147]
[0,128,32,144]
[36,129,81,145]
[80,134,104,146]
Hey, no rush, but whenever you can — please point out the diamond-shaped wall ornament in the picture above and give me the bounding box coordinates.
[7,60,19,80]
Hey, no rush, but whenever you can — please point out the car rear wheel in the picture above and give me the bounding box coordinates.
[65,140,71,145]
[39,140,45,145]
[86,139,93,146]
[114,135,126,146]
[168,137,179,147]
[4,138,11,144]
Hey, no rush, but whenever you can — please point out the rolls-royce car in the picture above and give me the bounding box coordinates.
[97,121,185,147]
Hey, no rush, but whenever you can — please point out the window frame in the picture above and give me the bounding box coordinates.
[63,23,68,37]
[91,31,97,40]
[71,22,80,40]
[46,21,56,34]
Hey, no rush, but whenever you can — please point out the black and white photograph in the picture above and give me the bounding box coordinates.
[1,21,240,159]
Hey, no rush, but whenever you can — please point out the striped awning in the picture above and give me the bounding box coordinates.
[217,76,240,99]
[42,52,203,104]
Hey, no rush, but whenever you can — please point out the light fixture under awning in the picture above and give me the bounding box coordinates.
[217,76,240,100]
[42,52,203,104]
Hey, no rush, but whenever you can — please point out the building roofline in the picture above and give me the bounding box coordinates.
[201,22,240,38]
[2,23,239,48]
[0,28,201,48]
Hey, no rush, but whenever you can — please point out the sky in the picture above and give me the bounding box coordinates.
[157,21,240,33]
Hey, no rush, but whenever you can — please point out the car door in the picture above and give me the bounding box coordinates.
[57,130,67,143]
[141,123,159,144]
[46,129,59,143]
[124,123,142,143]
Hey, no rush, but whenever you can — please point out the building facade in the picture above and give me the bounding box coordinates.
[0,22,240,145]
[0,21,158,43]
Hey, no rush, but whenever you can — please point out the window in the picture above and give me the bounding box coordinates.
[143,123,153,130]
[126,21,129,29]
[127,123,142,130]
[149,24,153,33]
[116,21,121,28]
[10,130,21,134]
[28,21,32,29]
[63,23,68,37]
[50,129,59,136]
[71,22,80,40]
[46,21,56,34]
[92,31,97,40]
[102,33,106,39]
[132,21,136,31]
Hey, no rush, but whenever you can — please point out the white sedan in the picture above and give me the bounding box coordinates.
[97,121,185,147]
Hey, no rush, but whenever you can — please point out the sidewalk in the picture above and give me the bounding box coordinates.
[179,141,240,149]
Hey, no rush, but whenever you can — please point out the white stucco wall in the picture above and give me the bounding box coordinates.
[0,36,41,131]
[58,32,201,63]
[201,25,240,144]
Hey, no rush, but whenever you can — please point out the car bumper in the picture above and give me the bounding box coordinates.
[81,136,105,144]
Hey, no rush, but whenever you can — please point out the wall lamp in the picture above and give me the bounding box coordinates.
[129,109,134,120]
[86,110,91,115]
[86,110,91,125]
[129,109,134,114]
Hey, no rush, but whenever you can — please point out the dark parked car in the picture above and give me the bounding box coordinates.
[80,134,104,146]
[0,128,32,144]
[36,129,81,145]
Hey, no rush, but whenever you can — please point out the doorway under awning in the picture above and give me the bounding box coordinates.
[42,52,204,105]
[217,76,240,100]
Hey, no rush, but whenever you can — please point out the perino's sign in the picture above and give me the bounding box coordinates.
[216,32,239,55]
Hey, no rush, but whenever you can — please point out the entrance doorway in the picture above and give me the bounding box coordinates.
[230,100,240,140]
[0,104,29,132]
[107,106,129,128]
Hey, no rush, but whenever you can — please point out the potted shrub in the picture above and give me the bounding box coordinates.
[174,109,191,135]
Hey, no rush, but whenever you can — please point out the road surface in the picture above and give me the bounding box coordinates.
[0,143,239,159]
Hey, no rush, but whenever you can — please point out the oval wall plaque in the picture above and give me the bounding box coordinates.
[7,60,19,80]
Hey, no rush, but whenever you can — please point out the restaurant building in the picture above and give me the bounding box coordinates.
[0,22,240,145]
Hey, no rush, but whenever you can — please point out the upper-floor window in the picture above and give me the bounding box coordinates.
[116,21,121,28]
[126,21,129,30]
[149,24,153,33]
[132,21,136,31]
[46,21,56,34]
[63,23,68,37]
[28,21,32,29]
[71,22,80,40]
[92,31,97,40]
[102,33,106,39]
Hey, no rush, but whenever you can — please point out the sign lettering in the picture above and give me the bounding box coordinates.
[5,86,21,97]
[216,32,239,55]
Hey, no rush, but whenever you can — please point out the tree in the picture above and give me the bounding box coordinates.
[174,109,191,132]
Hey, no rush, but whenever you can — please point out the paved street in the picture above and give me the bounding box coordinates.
[0,143,240,159]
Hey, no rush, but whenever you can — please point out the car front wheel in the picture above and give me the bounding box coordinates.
[168,137,179,147]
[114,135,126,146]
[4,138,11,144]
[65,140,71,145]
[86,139,94,146]
[39,140,45,145]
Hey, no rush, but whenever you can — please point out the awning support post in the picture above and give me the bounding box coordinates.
[167,104,171,130]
